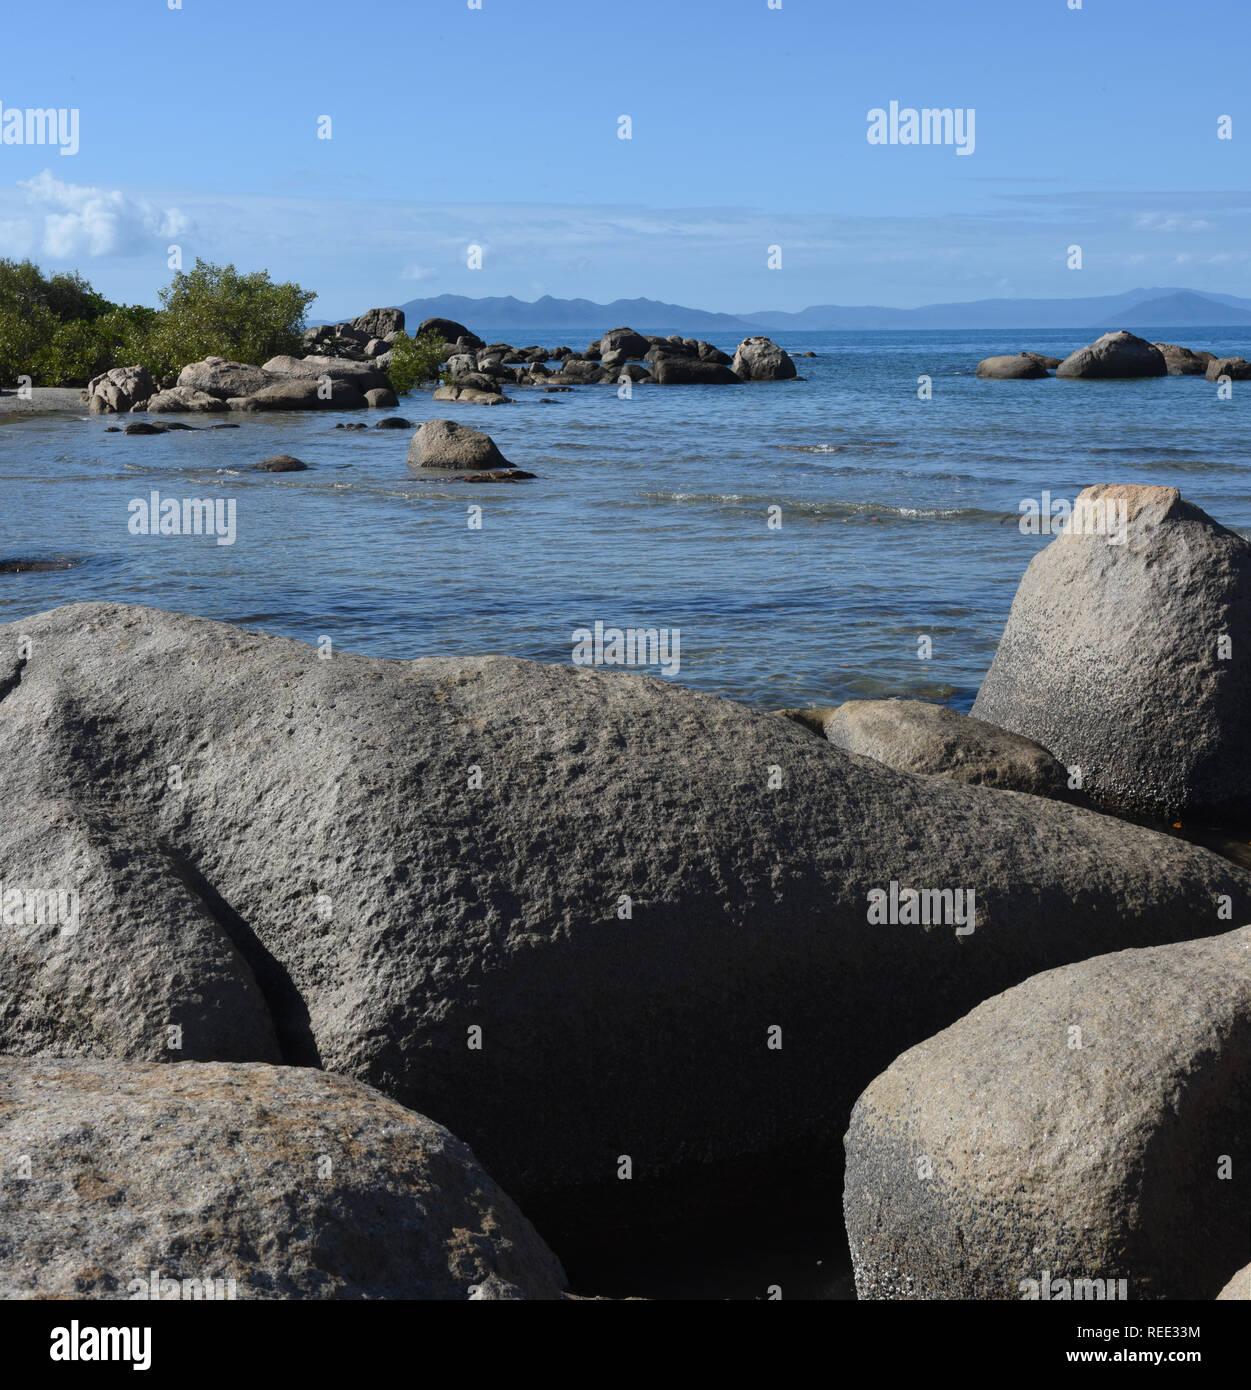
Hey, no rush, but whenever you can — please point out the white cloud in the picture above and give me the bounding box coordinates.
[14,170,190,257]
[399,264,438,281]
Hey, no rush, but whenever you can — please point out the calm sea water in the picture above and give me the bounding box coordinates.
[4,325,1250,713]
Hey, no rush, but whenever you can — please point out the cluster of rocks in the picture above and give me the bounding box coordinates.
[977,328,1250,381]
[88,353,398,415]
[83,311,797,419]
[2,538,1250,1296]
[429,318,797,398]
[772,483,1251,1299]
[299,305,405,365]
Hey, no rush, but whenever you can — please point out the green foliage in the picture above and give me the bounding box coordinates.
[385,328,446,394]
[147,259,316,373]
[0,258,315,387]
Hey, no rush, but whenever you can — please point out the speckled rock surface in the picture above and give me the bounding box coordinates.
[973,485,1251,819]
[0,1057,568,1300]
[1,601,1248,1237]
[823,698,1073,800]
[844,926,1251,1300]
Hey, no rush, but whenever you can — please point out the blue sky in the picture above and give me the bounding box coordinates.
[0,0,1247,318]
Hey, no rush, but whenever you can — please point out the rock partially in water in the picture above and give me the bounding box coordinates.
[976,353,1049,379]
[731,336,796,381]
[457,468,537,482]
[1,601,1248,1241]
[1152,342,1213,375]
[254,455,309,472]
[408,418,512,471]
[973,484,1251,819]
[1055,330,1167,379]
[86,365,154,415]
[1205,355,1251,382]
[0,557,75,573]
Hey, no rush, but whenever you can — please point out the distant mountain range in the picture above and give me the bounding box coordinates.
[391,293,752,334]
[375,287,1251,334]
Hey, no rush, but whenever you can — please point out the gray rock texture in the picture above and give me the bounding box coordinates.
[972,484,1251,819]
[844,926,1251,1300]
[976,354,1049,379]
[1,604,1248,1236]
[731,336,797,381]
[823,699,1073,800]
[407,419,512,470]
[0,1057,567,1300]
[1056,331,1167,378]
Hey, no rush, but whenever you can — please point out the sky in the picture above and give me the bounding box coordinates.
[0,0,1247,319]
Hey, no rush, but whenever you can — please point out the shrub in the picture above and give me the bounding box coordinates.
[145,259,316,371]
[385,329,446,394]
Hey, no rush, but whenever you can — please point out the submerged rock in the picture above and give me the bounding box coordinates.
[0,1057,568,1300]
[844,926,1251,1300]
[254,455,309,472]
[973,484,1251,819]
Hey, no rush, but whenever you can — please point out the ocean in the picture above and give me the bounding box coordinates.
[4,326,1250,715]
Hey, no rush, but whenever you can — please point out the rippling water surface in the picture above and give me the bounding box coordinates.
[4,326,1250,711]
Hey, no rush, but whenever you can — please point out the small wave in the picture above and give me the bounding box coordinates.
[775,440,900,453]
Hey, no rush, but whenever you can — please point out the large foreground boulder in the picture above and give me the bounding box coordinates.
[844,926,1251,1300]
[976,354,1048,380]
[972,484,1251,819]
[1218,1265,1251,1300]
[731,336,797,381]
[822,699,1073,800]
[0,798,280,1063]
[85,365,154,414]
[0,1057,568,1300]
[1,604,1248,1241]
[1055,330,1166,378]
[407,419,511,470]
